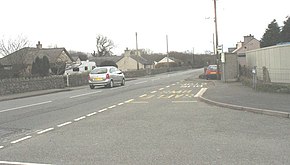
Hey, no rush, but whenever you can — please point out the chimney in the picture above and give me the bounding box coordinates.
[36,41,42,49]
[244,34,254,44]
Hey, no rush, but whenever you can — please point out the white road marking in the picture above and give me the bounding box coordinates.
[108,105,116,109]
[187,90,192,93]
[0,101,52,113]
[98,108,108,112]
[135,81,147,85]
[172,101,198,103]
[11,136,32,144]
[139,94,147,98]
[159,88,164,91]
[0,146,3,149]
[172,84,176,86]
[168,95,175,98]
[118,102,124,106]
[74,116,86,121]
[151,91,157,94]
[125,99,134,103]
[87,112,97,117]
[0,161,52,165]
[70,91,102,98]
[158,95,165,99]
[194,88,208,98]
[37,128,54,135]
[166,86,170,88]
[175,94,184,98]
[131,101,149,104]
[57,122,72,127]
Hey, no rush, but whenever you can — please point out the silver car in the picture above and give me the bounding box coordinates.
[88,66,125,89]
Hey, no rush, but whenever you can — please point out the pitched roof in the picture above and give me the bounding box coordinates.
[0,47,73,65]
[89,56,123,66]
[130,55,153,65]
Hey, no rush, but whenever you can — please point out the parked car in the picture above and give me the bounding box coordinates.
[88,66,125,89]
[205,65,220,80]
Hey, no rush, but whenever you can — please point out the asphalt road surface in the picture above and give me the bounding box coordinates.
[0,69,290,165]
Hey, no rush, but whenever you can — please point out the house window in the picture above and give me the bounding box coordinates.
[85,66,88,70]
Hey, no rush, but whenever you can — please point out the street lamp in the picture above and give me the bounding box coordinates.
[213,0,220,80]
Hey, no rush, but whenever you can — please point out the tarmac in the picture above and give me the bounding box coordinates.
[1,79,290,119]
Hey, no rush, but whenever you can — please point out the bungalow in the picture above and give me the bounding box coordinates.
[116,48,154,71]
[0,41,73,78]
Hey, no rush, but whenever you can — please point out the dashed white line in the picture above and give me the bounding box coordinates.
[0,101,52,113]
[0,146,4,149]
[57,122,72,127]
[11,136,32,144]
[108,105,116,109]
[74,116,86,121]
[166,85,170,88]
[125,99,134,103]
[37,128,54,135]
[139,94,147,98]
[172,84,176,86]
[0,161,52,165]
[98,108,108,112]
[118,102,124,106]
[168,95,175,98]
[87,112,97,117]
[151,91,157,94]
[159,88,164,91]
[70,91,102,98]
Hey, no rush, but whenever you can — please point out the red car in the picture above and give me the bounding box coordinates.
[205,65,220,80]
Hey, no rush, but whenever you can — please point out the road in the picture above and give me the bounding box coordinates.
[0,69,290,165]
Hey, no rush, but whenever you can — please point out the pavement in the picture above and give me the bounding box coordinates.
[1,78,289,119]
[201,80,290,118]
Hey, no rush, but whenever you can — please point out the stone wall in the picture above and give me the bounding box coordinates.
[0,76,66,95]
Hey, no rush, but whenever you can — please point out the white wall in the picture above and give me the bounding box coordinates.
[246,44,290,83]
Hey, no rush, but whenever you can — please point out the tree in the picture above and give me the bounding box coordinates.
[31,56,50,76]
[280,16,290,43]
[94,35,115,57]
[0,35,30,56]
[260,19,281,48]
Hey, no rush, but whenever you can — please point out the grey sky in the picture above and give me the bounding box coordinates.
[1,0,289,56]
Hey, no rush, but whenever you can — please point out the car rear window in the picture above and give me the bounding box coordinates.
[91,68,107,74]
[208,65,217,70]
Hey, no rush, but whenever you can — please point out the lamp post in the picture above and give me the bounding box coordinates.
[166,35,169,70]
[214,0,220,79]
[135,32,139,70]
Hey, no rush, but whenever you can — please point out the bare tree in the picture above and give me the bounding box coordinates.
[0,35,30,56]
[94,34,115,57]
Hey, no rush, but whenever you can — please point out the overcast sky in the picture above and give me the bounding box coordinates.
[1,0,289,56]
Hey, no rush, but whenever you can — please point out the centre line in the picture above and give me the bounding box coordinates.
[70,91,102,98]
[118,102,124,106]
[11,136,32,144]
[108,105,116,109]
[0,101,52,113]
[74,116,86,121]
[57,122,72,127]
[159,88,164,91]
[0,146,3,149]
[37,128,54,135]
[151,91,157,94]
[139,94,147,98]
[125,99,134,103]
[98,108,108,112]
[87,112,97,117]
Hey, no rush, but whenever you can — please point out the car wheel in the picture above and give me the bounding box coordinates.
[107,80,114,88]
[89,85,95,89]
[121,78,125,86]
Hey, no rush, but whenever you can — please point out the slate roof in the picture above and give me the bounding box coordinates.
[130,55,153,65]
[0,47,73,65]
[89,56,123,66]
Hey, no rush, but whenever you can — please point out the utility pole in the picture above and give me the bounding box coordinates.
[214,0,220,79]
[135,32,139,70]
[166,35,169,70]
[192,47,195,68]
